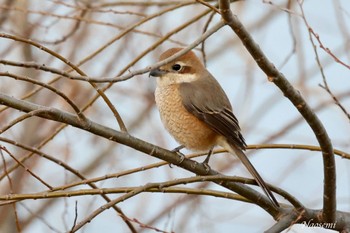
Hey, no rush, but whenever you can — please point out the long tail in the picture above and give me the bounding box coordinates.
[226,143,279,207]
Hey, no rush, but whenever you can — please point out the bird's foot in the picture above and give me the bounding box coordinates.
[200,158,211,174]
[171,145,185,153]
[176,152,185,164]
[200,148,213,174]
[169,145,186,167]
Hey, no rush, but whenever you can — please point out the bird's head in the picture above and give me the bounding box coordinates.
[150,48,206,86]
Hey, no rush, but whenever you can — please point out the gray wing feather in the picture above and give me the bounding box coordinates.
[179,74,246,150]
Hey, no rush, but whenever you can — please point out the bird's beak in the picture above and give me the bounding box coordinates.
[149,68,166,77]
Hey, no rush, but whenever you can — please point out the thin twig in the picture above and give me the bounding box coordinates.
[47,143,350,194]
[0,136,137,233]
[70,175,273,232]
[0,146,22,232]
[69,201,79,233]
[0,72,86,121]
[0,176,249,202]
[0,32,127,132]
[0,146,53,190]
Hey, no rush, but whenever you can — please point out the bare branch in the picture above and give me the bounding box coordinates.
[0,93,281,217]
[0,136,137,233]
[0,146,53,190]
[0,33,127,132]
[218,0,336,223]
[0,72,86,121]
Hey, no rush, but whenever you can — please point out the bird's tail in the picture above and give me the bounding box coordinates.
[226,143,279,207]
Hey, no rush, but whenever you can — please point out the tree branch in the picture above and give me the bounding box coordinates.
[0,32,127,132]
[0,136,138,233]
[218,0,336,223]
[0,92,281,218]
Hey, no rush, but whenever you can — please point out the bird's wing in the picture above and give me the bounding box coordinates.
[179,74,246,150]
[179,75,280,207]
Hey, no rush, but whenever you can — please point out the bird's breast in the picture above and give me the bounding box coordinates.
[155,84,218,151]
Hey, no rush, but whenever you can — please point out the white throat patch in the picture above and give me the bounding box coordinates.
[157,73,198,87]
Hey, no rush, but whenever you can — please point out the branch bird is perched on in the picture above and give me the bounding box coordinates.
[150,48,279,207]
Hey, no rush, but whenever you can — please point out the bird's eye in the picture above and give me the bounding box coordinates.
[172,64,182,71]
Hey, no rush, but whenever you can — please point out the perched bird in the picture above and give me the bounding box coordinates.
[150,48,279,207]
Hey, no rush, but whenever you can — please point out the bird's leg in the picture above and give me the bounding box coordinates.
[171,145,186,166]
[202,148,214,165]
[172,145,185,153]
[201,148,214,173]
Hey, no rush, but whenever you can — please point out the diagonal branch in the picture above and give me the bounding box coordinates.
[0,32,127,132]
[218,0,336,223]
[0,136,137,233]
[0,93,282,217]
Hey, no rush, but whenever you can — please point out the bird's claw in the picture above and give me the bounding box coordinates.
[171,145,185,153]
[168,145,186,168]
[176,151,185,164]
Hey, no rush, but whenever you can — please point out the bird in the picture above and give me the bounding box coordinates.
[149,47,279,207]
